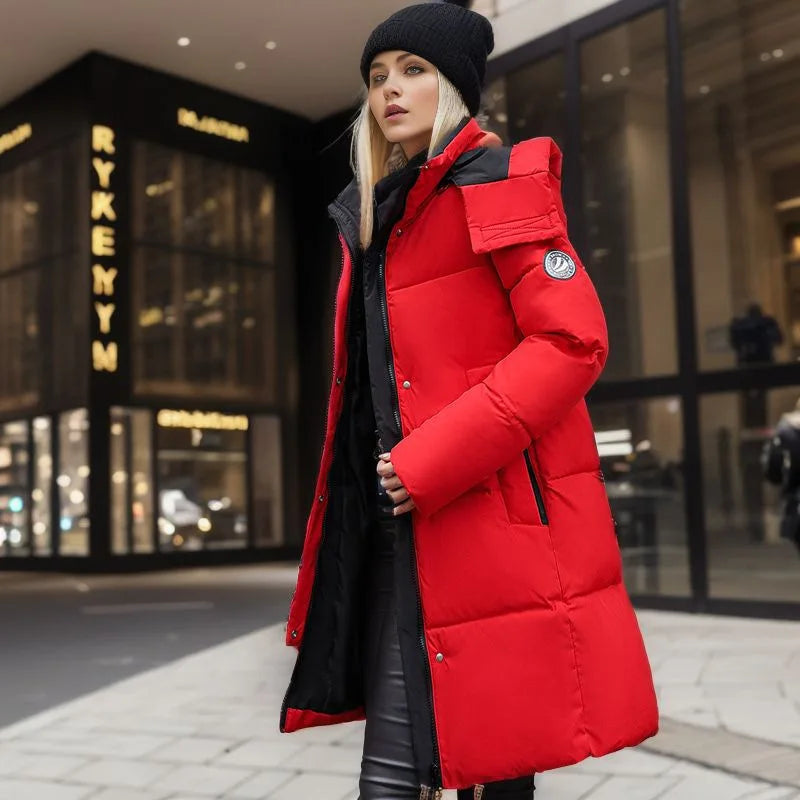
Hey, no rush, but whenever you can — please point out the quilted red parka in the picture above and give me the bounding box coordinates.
[281,117,659,792]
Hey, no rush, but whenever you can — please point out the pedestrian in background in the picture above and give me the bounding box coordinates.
[281,3,659,798]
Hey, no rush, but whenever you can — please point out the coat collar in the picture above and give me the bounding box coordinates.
[328,116,494,253]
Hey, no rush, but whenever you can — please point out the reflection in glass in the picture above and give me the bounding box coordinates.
[0,421,30,556]
[0,137,86,411]
[251,416,283,546]
[157,423,247,551]
[701,388,800,601]
[131,142,277,401]
[581,10,677,379]
[0,269,40,409]
[682,0,800,370]
[484,54,566,147]
[32,416,51,555]
[111,407,154,555]
[58,409,89,556]
[590,397,689,595]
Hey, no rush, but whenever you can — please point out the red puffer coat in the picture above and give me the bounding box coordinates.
[281,117,659,792]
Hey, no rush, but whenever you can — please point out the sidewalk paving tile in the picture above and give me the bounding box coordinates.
[13,753,90,780]
[264,772,357,800]
[151,764,254,796]
[280,743,363,775]
[579,775,679,800]
[150,736,239,764]
[87,789,172,800]
[214,739,306,769]
[0,778,95,800]
[66,757,173,788]
[226,768,296,798]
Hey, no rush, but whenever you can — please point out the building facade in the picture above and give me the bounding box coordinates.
[481,0,800,617]
[0,53,309,568]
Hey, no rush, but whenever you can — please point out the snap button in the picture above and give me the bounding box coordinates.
[318,494,325,502]
[435,653,444,662]
[335,376,342,385]
[291,630,298,639]
[402,380,411,389]
[396,228,403,237]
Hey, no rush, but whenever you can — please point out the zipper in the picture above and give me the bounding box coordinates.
[402,181,448,232]
[523,449,548,526]
[378,251,402,436]
[376,222,442,794]
[410,527,443,796]
[474,785,485,800]
[280,232,352,729]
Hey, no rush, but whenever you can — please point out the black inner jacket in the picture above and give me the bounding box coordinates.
[280,147,441,789]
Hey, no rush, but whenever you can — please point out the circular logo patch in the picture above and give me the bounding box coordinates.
[543,250,577,280]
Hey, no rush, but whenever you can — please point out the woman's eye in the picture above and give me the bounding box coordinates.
[406,65,423,75]
[371,75,386,84]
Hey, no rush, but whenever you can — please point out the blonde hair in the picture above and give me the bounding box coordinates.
[350,70,470,249]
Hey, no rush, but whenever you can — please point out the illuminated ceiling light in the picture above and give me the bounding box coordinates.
[235,61,247,71]
[601,73,614,83]
[111,423,123,436]
[760,52,771,62]
[78,465,90,478]
[178,37,191,47]
[699,84,711,95]
[56,474,71,488]
[265,40,277,50]
[619,66,631,77]
[773,48,784,58]
[69,490,85,505]
[197,517,212,532]
[495,112,508,123]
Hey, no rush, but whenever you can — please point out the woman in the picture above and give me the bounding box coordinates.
[280,4,659,799]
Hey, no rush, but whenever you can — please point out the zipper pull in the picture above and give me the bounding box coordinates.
[419,787,431,800]
[474,785,485,800]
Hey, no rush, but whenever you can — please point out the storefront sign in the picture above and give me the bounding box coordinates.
[90,125,118,372]
[0,122,32,156]
[157,410,249,431]
[177,107,249,143]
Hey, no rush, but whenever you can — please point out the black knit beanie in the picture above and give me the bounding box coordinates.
[360,2,495,117]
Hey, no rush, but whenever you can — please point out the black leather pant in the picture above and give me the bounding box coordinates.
[359,495,535,799]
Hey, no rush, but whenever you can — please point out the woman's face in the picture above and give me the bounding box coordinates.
[368,50,439,159]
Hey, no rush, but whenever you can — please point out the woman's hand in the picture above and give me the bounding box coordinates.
[377,452,416,515]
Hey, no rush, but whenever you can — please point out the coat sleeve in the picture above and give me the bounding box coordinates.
[390,137,609,519]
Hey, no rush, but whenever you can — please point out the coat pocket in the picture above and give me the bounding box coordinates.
[523,449,549,526]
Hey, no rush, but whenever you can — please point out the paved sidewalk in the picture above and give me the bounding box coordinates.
[1,600,799,799]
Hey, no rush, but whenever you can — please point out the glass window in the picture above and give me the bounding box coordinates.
[701,387,800,601]
[131,143,277,401]
[111,407,154,555]
[484,53,566,147]
[32,416,52,556]
[682,0,800,371]
[590,397,690,596]
[133,251,277,400]
[0,269,40,411]
[251,415,283,546]
[0,421,30,556]
[58,409,89,556]
[0,138,87,411]
[581,10,678,380]
[156,416,248,551]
